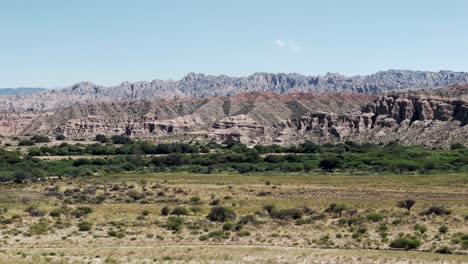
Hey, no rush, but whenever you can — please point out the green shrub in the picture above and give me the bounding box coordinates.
[414,224,428,234]
[95,134,108,143]
[435,246,452,254]
[31,135,50,143]
[324,203,347,217]
[439,225,448,234]
[166,217,184,232]
[142,210,150,216]
[389,237,421,250]
[420,206,451,216]
[78,221,92,232]
[55,134,66,141]
[237,215,259,225]
[397,199,416,212]
[29,222,48,235]
[296,217,314,225]
[190,206,202,215]
[190,196,202,204]
[25,205,45,217]
[207,207,236,222]
[108,230,126,238]
[319,155,343,172]
[71,206,93,218]
[19,139,35,146]
[208,230,230,240]
[263,204,276,214]
[223,222,234,231]
[238,231,251,237]
[338,217,363,227]
[127,191,145,200]
[111,135,132,144]
[270,208,303,220]
[49,208,62,218]
[366,213,384,222]
[170,207,190,217]
[161,206,170,216]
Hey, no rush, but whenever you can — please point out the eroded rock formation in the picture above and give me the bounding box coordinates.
[0,84,466,147]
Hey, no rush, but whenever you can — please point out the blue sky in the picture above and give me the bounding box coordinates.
[1,0,467,87]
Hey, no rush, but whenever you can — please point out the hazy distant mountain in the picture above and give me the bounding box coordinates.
[1,70,468,112]
[0,87,47,95]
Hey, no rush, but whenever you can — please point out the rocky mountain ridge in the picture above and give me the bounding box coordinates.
[1,70,468,112]
[1,84,466,147]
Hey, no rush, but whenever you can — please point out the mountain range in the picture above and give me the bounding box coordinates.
[0,87,46,96]
[2,70,468,112]
[0,82,466,147]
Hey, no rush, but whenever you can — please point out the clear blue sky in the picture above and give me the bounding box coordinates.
[1,0,467,88]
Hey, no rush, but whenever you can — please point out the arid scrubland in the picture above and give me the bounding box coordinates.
[0,173,466,263]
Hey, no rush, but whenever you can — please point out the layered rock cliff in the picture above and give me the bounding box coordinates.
[1,84,466,147]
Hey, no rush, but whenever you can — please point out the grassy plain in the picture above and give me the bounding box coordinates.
[0,172,467,263]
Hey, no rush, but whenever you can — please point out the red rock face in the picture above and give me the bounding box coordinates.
[0,85,466,147]
[0,112,47,136]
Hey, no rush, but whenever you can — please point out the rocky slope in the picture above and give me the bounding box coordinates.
[1,70,468,112]
[1,84,466,147]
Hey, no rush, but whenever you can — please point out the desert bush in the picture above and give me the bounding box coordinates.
[78,221,92,231]
[190,206,202,215]
[207,207,236,222]
[324,203,347,217]
[435,246,452,254]
[25,205,46,217]
[14,171,32,183]
[223,222,234,230]
[161,206,170,216]
[71,206,93,218]
[366,213,384,222]
[414,224,428,234]
[319,155,343,172]
[210,198,221,206]
[141,210,150,216]
[389,237,421,250]
[107,230,126,238]
[270,208,303,220]
[439,225,448,234]
[49,208,63,218]
[166,217,184,232]
[450,143,465,150]
[397,199,416,212]
[31,135,50,143]
[190,196,202,204]
[351,226,367,240]
[29,222,48,235]
[111,135,132,144]
[420,206,451,216]
[170,207,190,217]
[263,204,276,214]
[238,230,251,237]
[19,139,35,146]
[127,191,146,200]
[238,214,259,225]
[208,230,230,240]
[95,134,108,143]
[295,217,314,225]
[338,217,363,227]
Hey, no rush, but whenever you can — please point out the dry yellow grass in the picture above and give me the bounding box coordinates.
[0,172,467,263]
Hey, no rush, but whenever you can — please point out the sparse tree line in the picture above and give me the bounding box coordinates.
[0,139,466,182]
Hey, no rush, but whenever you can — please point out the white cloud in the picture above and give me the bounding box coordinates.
[274,39,286,48]
[273,39,302,52]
